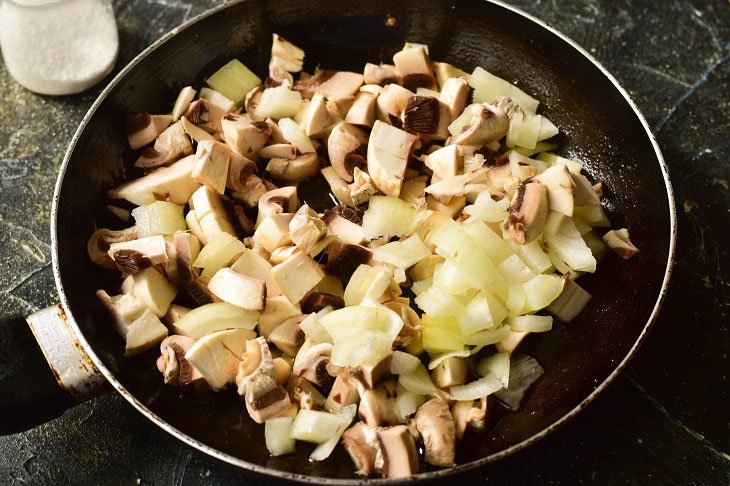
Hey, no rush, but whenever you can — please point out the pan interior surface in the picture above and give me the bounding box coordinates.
[53,0,672,481]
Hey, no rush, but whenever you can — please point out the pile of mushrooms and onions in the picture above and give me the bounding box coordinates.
[90,34,638,479]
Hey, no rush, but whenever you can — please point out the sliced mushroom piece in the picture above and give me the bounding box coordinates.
[376,425,420,478]
[266,152,320,183]
[293,339,333,387]
[302,93,335,137]
[326,243,372,282]
[359,379,400,427]
[183,99,225,133]
[184,275,218,305]
[156,335,208,391]
[424,167,489,197]
[221,113,271,157]
[231,248,284,297]
[324,374,360,413]
[253,213,294,253]
[269,315,306,357]
[127,266,178,318]
[603,228,639,259]
[258,143,297,160]
[345,91,377,128]
[401,95,440,134]
[256,186,299,228]
[172,87,196,122]
[327,122,369,182]
[495,329,529,355]
[322,207,366,245]
[199,87,236,113]
[108,235,168,275]
[126,113,172,150]
[96,290,168,356]
[237,336,292,422]
[269,34,305,85]
[367,120,418,197]
[272,251,326,304]
[342,422,379,475]
[321,166,356,206]
[346,353,393,391]
[289,204,327,254]
[313,274,345,298]
[135,120,194,168]
[208,267,266,311]
[300,291,345,314]
[363,63,402,86]
[432,61,469,89]
[454,103,509,146]
[244,86,263,119]
[294,69,364,99]
[375,84,415,123]
[572,172,601,206]
[431,357,468,388]
[109,155,201,207]
[87,226,138,269]
[269,245,301,265]
[439,77,469,120]
[258,295,302,337]
[286,374,326,410]
[533,164,575,216]
[165,231,201,286]
[348,167,378,206]
[484,157,512,194]
[393,46,438,92]
[191,140,231,194]
[425,145,462,179]
[162,304,190,326]
[326,96,356,121]
[504,178,549,244]
[546,276,592,321]
[451,397,488,441]
[414,397,456,467]
[492,95,522,119]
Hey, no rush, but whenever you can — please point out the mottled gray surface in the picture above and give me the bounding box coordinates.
[0,0,729,484]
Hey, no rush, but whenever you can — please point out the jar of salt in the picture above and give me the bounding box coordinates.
[0,0,119,95]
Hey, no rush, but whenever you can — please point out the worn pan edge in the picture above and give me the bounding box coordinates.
[50,0,677,483]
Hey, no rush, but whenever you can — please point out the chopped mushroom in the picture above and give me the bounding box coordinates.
[439,77,469,120]
[269,34,305,86]
[432,61,469,89]
[289,204,327,254]
[367,121,418,197]
[327,122,369,182]
[258,143,297,159]
[295,69,364,99]
[286,374,326,409]
[504,178,549,244]
[363,63,401,86]
[322,206,366,245]
[325,374,360,412]
[413,397,456,467]
[375,425,420,478]
[271,251,326,304]
[258,295,302,337]
[454,103,509,146]
[221,114,272,157]
[266,152,320,182]
[87,226,138,269]
[156,335,208,391]
[348,167,378,206]
[431,357,468,388]
[135,120,193,168]
[342,422,379,475]
[269,245,301,265]
[401,95,440,134]
[451,397,487,441]
[237,336,292,422]
[208,267,266,311]
[603,228,639,259]
[300,291,345,314]
[125,113,171,149]
[375,84,414,123]
[358,379,400,427]
[321,166,356,206]
[345,91,377,128]
[302,93,335,137]
[191,140,231,194]
[326,243,372,282]
[534,164,575,217]
[96,289,168,355]
[345,353,393,390]
[255,186,299,228]
[108,235,168,275]
[269,315,306,357]
[183,99,225,133]
[393,45,437,92]
[292,339,333,387]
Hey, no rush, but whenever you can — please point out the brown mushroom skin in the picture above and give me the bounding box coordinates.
[156,335,208,392]
[414,397,456,467]
[87,227,138,269]
[376,425,420,478]
[292,339,333,387]
[238,337,292,423]
[504,178,549,244]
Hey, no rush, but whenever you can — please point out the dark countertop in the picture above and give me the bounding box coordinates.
[0,0,728,484]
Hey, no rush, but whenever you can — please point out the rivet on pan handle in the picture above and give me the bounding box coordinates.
[26,304,108,402]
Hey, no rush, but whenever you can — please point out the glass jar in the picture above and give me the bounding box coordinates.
[0,0,119,95]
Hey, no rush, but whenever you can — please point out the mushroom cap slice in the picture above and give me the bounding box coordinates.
[156,335,208,391]
[295,69,365,99]
[533,164,575,216]
[221,113,272,157]
[126,113,172,150]
[108,154,200,206]
[292,339,333,387]
[184,99,225,133]
[451,397,488,441]
[135,120,193,168]
[327,122,369,182]
[236,336,292,422]
[87,226,138,269]
[453,103,509,146]
[603,228,639,259]
[504,179,549,244]
[321,166,356,207]
[266,152,320,183]
[393,46,438,92]
[108,235,168,275]
[342,422,378,475]
[345,91,377,129]
[375,425,420,478]
[414,397,456,467]
[363,63,402,86]
[367,121,418,197]
[256,186,299,228]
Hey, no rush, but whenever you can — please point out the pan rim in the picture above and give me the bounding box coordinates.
[51,0,677,483]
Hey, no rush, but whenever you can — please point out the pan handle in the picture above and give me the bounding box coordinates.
[0,305,107,434]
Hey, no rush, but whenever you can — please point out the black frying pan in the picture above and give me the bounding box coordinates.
[10,0,677,483]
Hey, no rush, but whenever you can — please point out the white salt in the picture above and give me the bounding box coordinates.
[0,0,119,95]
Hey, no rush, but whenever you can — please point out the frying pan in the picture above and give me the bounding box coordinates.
[3,0,675,483]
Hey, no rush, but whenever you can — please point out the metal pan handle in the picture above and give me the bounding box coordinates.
[0,305,107,434]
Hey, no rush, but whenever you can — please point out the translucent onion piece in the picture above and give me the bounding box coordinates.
[193,231,246,278]
[291,409,342,444]
[372,234,431,269]
[468,67,539,113]
[493,354,544,410]
[449,373,502,401]
[390,350,421,375]
[279,117,316,153]
[508,314,553,333]
[522,274,565,312]
[477,352,510,388]
[421,315,465,353]
[132,201,186,238]
[362,196,418,240]
[310,404,357,461]
[428,349,470,370]
[399,363,438,395]
[465,326,511,346]
[330,330,392,368]
[255,86,303,119]
[395,387,427,422]
[265,416,295,456]
[206,59,261,105]
[299,307,334,344]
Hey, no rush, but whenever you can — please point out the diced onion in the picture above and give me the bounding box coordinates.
[255,86,303,119]
[291,409,343,444]
[521,274,565,312]
[421,315,465,353]
[465,326,511,346]
[299,308,334,344]
[390,350,420,375]
[399,363,438,395]
[330,331,392,368]
[544,218,597,272]
[279,117,316,153]
[493,354,544,410]
[372,234,431,268]
[265,417,295,456]
[362,196,418,240]
[193,232,246,278]
[463,191,509,223]
[206,59,261,105]
[395,387,427,422]
[477,352,510,387]
[428,349,470,370]
[508,314,553,333]
[449,373,502,401]
[310,404,357,461]
[132,201,186,238]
